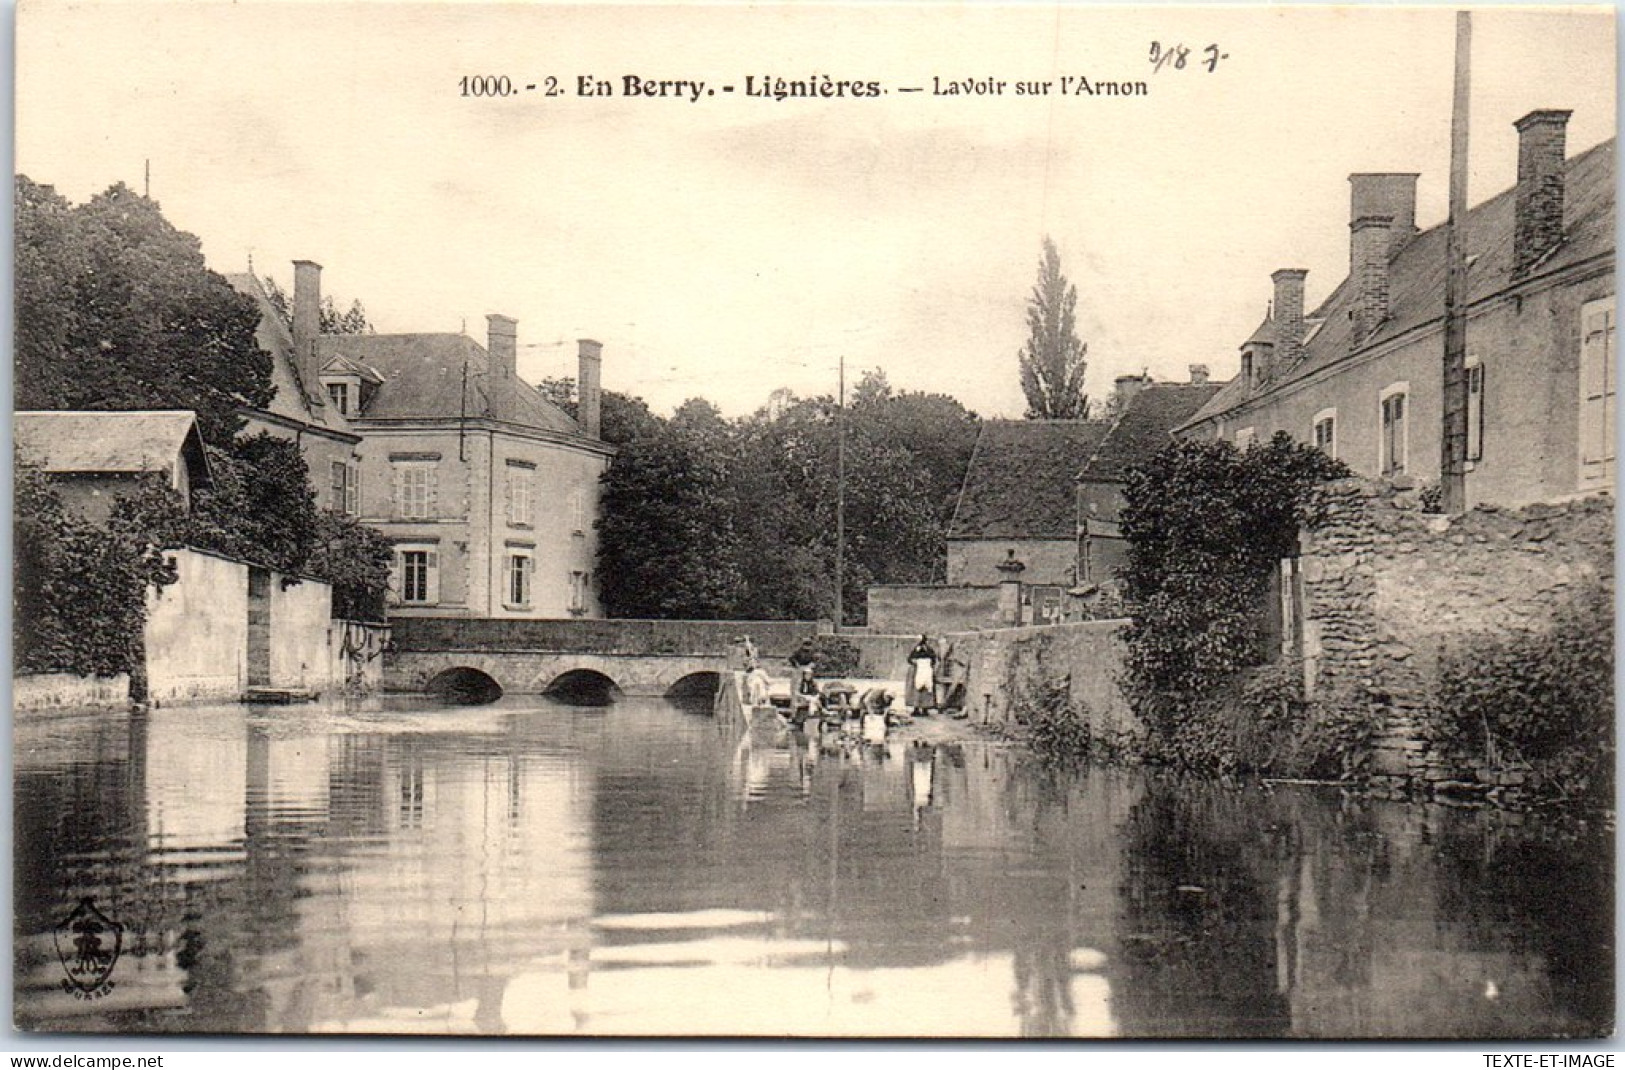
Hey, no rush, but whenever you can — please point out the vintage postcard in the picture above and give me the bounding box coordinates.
[10,2,1616,1042]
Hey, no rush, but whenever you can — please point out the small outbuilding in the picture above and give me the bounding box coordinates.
[14,409,212,524]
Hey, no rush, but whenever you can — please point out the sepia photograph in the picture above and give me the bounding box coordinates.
[9,1,1617,1041]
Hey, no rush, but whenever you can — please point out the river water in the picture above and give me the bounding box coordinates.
[13,695,1612,1038]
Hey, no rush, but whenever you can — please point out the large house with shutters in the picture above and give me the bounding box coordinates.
[1179,110,1615,509]
[268,261,613,619]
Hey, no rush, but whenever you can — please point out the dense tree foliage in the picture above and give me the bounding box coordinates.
[1117,433,1350,767]
[14,461,175,678]
[1018,237,1090,420]
[15,176,272,443]
[537,376,664,446]
[15,178,394,662]
[594,370,979,623]
[109,435,394,621]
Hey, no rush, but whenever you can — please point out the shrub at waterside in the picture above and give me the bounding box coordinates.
[1117,434,1350,775]
[1435,587,1614,808]
[14,462,175,679]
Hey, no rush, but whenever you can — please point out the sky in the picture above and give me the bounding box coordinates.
[14,3,1617,419]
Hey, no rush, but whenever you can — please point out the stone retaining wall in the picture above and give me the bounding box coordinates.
[1300,480,1613,795]
[12,672,131,711]
[951,620,1139,743]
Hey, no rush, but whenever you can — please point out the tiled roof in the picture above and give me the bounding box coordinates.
[222,273,354,435]
[947,419,1111,540]
[322,353,384,384]
[1243,313,1279,346]
[316,333,583,436]
[1183,136,1616,430]
[15,409,211,484]
[1080,383,1226,483]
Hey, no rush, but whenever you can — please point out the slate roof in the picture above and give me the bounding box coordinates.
[1080,383,1226,483]
[315,333,583,436]
[222,273,355,436]
[947,420,1111,540]
[1183,136,1616,430]
[1243,313,1279,347]
[15,410,211,485]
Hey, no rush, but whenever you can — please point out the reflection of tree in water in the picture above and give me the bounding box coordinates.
[1111,777,1291,1037]
[996,755,1084,1038]
[1433,818,1613,1035]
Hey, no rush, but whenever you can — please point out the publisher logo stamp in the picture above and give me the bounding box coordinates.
[54,897,122,999]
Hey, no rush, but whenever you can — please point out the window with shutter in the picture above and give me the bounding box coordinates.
[395,463,436,519]
[396,546,440,605]
[1466,360,1485,463]
[506,553,532,607]
[346,464,359,515]
[1312,408,1337,458]
[1380,384,1409,476]
[1579,297,1616,490]
[506,466,533,527]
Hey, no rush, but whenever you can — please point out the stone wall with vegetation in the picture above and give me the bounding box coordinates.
[954,621,1139,752]
[1300,480,1613,806]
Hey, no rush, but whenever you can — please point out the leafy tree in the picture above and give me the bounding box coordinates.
[14,177,272,443]
[536,376,663,446]
[596,399,746,618]
[260,275,373,335]
[1117,433,1350,762]
[308,512,395,622]
[1018,237,1090,420]
[15,460,176,678]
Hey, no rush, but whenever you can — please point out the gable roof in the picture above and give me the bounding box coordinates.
[1183,136,1616,430]
[15,409,211,485]
[315,333,583,436]
[321,353,384,384]
[947,419,1111,540]
[1080,382,1226,483]
[223,273,355,436]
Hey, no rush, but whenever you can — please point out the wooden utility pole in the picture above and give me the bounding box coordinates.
[1440,10,1472,514]
[834,355,846,631]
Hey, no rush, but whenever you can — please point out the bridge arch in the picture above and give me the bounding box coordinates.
[665,670,724,705]
[426,666,504,705]
[544,668,622,706]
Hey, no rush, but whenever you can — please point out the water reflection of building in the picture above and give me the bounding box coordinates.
[589,710,1125,1037]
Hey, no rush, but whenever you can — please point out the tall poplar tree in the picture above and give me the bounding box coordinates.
[1018,237,1090,419]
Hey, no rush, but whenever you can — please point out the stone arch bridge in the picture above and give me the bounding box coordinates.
[385,617,819,702]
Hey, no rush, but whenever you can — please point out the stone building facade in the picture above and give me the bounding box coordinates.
[1180,111,1615,510]
[277,262,614,619]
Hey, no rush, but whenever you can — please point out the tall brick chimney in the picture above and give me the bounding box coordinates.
[577,339,603,440]
[1271,268,1308,367]
[1349,216,1393,344]
[292,260,324,406]
[1349,173,1419,250]
[1513,109,1572,276]
[486,314,517,421]
[1188,364,1210,385]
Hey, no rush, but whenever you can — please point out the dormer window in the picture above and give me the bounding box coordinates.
[1241,352,1255,390]
[328,382,350,415]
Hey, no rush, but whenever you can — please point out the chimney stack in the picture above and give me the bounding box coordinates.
[1188,364,1210,385]
[1349,216,1394,343]
[1113,373,1150,408]
[1513,109,1572,276]
[1349,173,1419,250]
[292,260,324,405]
[577,339,603,440]
[1271,268,1308,367]
[486,315,518,421]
